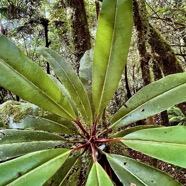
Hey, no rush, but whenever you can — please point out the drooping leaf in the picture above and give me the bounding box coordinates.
[111,72,186,129]
[92,0,133,116]
[38,47,93,124]
[111,125,161,138]
[9,115,76,134]
[86,161,114,186]
[106,154,181,186]
[121,126,186,168]
[79,49,93,91]
[0,129,65,160]
[0,34,76,120]
[0,148,70,186]
[44,156,80,186]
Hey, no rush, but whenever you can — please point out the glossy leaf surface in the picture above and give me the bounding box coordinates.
[45,156,80,186]
[0,129,64,160]
[86,162,113,186]
[107,154,181,186]
[122,126,186,168]
[38,47,92,124]
[111,125,160,138]
[111,72,186,128]
[0,34,76,120]
[92,0,133,116]
[0,148,70,186]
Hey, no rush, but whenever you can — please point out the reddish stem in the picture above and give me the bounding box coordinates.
[97,128,112,138]
[71,142,89,152]
[91,116,99,136]
[95,138,120,143]
[74,120,90,139]
[90,143,97,162]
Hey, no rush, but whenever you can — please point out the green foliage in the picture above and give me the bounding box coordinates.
[86,162,114,186]
[92,0,133,117]
[0,0,186,185]
[38,47,93,124]
[122,126,186,168]
[106,154,181,186]
[111,72,186,128]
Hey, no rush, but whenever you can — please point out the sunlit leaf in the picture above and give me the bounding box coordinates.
[86,161,113,186]
[121,126,186,168]
[111,72,186,128]
[107,154,181,186]
[0,148,70,186]
[0,34,76,120]
[45,156,80,186]
[92,0,133,116]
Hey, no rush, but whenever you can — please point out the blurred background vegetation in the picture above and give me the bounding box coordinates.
[0,0,186,184]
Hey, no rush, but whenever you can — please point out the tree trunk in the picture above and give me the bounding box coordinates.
[148,25,183,75]
[133,0,151,86]
[68,0,91,74]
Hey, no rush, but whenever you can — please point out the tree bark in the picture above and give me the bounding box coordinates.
[68,0,91,74]
[133,0,151,86]
[148,25,183,75]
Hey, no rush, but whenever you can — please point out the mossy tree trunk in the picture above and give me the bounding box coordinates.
[68,0,91,74]
[133,0,151,86]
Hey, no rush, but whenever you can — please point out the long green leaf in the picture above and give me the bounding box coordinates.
[86,161,113,186]
[111,72,186,129]
[79,49,93,93]
[121,126,186,168]
[107,154,181,186]
[8,115,76,134]
[48,75,78,116]
[0,148,70,186]
[111,125,161,138]
[38,48,93,124]
[0,129,64,160]
[0,34,76,120]
[45,156,80,186]
[92,0,133,116]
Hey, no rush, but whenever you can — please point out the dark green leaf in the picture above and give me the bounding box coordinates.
[38,47,93,124]
[111,72,186,129]
[9,115,76,134]
[111,125,161,138]
[44,156,80,186]
[0,148,70,186]
[0,34,76,120]
[122,126,186,168]
[86,162,113,186]
[0,129,65,160]
[107,154,181,186]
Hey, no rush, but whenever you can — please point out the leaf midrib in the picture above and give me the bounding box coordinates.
[45,52,91,123]
[97,0,118,115]
[7,150,69,185]
[0,140,64,145]
[0,59,74,119]
[30,115,69,129]
[112,81,186,127]
[107,154,147,186]
[122,139,186,146]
